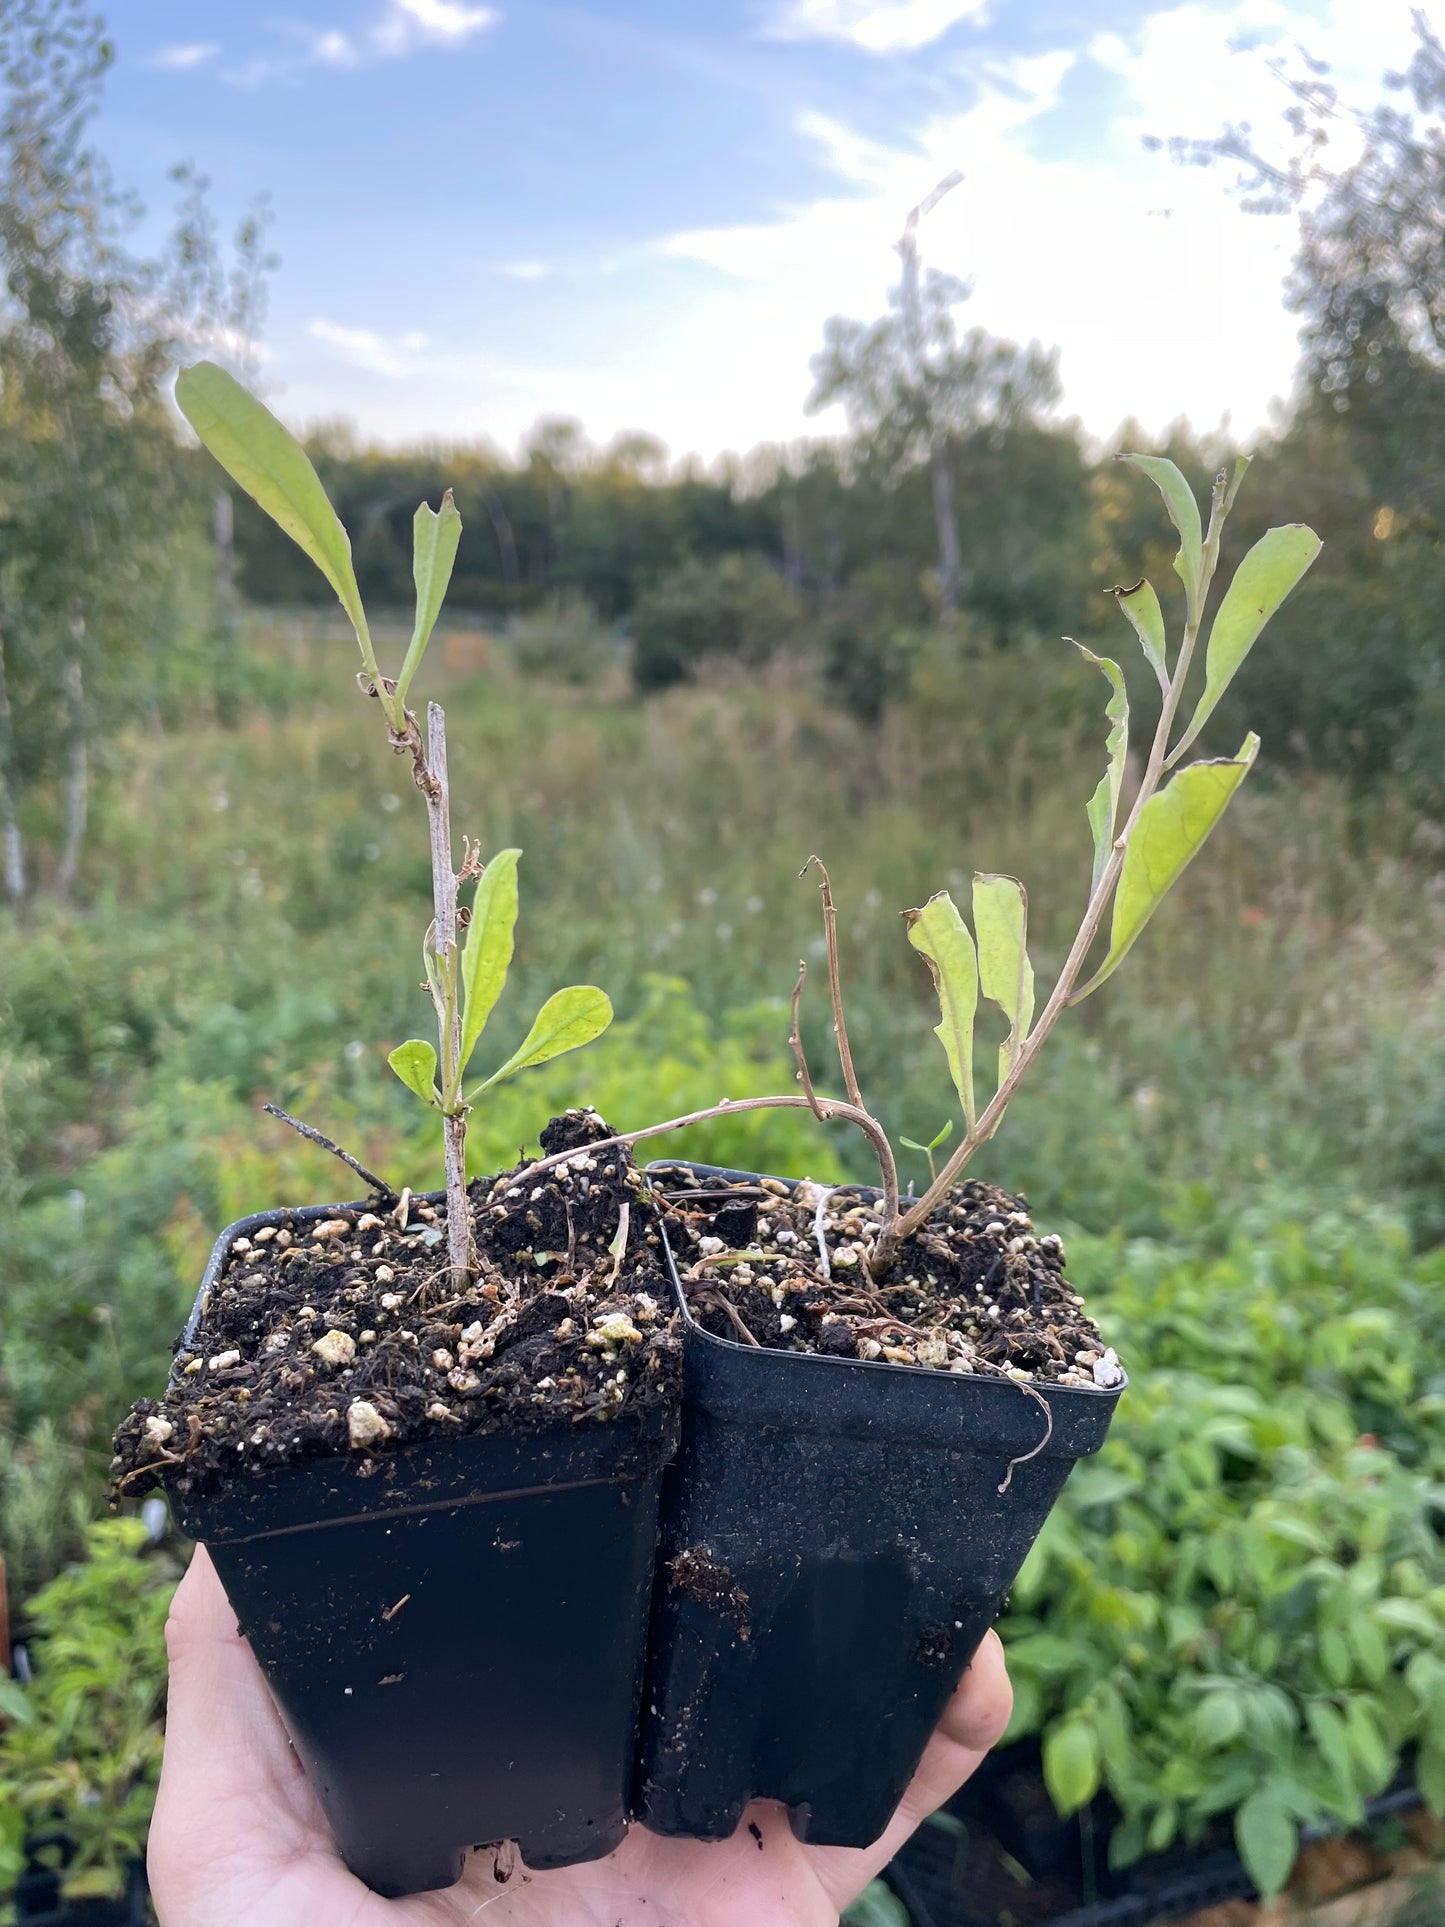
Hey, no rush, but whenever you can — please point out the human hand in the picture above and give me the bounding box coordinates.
[150,1545,1011,1926]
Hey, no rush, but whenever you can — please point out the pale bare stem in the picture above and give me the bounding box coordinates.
[879,472,1237,1266]
[801,855,866,1113]
[516,1093,900,1230]
[789,960,827,1120]
[424,702,475,1283]
[262,1104,398,1201]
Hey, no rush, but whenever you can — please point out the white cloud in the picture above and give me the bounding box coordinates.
[308,320,431,377]
[150,42,220,71]
[496,259,549,280]
[767,0,989,54]
[654,4,1425,452]
[263,0,1428,463]
[228,0,498,86]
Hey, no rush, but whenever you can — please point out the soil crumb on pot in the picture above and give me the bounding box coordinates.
[113,1112,680,1499]
[652,1166,1116,1389]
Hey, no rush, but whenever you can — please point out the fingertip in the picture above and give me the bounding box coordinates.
[940,1631,1013,1754]
[164,1544,233,1658]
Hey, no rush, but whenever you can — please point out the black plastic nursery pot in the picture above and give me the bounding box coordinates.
[634,1163,1125,1849]
[165,1200,679,1899]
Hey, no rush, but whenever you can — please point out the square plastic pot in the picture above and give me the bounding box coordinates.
[634,1163,1125,1849]
[167,1202,679,1898]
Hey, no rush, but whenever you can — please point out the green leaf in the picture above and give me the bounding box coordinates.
[388,1038,438,1105]
[458,848,521,1080]
[973,872,1034,1085]
[1074,735,1259,1000]
[1120,453,1203,608]
[396,491,464,707]
[1043,1717,1100,1814]
[175,363,372,664]
[472,986,613,1093]
[1306,1702,1360,1807]
[0,1676,34,1724]
[1343,1698,1392,1792]
[1195,1690,1244,1747]
[927,1117,954,1153]
[1073,646,1130,897]
[1349,1614,1389,1684]
[841,1880,910,1927]
[1170,524,1321,763]
[1419,1736,1445,1819]
[1108,578,1168,685]
[61,1868,124,1901]
[1223,453,1251,513]
[904,891,978,1133]
[1320,1627,1352,1689]
[1235,1787,1297,1898]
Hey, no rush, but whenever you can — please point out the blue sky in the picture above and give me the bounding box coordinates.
[101,0,1411,460]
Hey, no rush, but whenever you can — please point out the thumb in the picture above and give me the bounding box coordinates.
[809,1631,1014,1912]
[151,1546,329,1885]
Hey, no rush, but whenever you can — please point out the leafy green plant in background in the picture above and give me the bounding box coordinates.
[0,1519,178,1915]
[174,362,612,1280]
[841,1878,911,1925]
[1003,1204,1445,1898]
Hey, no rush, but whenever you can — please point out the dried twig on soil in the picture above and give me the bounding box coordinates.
[262,1104,397,1202]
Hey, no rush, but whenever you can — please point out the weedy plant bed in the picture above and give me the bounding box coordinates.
[111,367,680,1896]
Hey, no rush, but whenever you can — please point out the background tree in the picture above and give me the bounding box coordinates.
[0,0,268,900]
[807,174,1061,628]
[1163,10,1445,792]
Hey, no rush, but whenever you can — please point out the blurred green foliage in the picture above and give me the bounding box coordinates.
[0,1519,178,1913]
[1005,1205,1445,1894]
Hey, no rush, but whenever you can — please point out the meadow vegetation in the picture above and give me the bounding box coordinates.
[3,2,1445,1908]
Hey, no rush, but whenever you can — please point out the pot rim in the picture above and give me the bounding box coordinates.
[646,1156,1126,1402]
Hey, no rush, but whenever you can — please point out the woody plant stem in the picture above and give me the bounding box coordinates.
[419,701,476,1283]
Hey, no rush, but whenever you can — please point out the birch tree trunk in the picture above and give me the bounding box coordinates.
[0,630,24,901]
[54,651,87,902]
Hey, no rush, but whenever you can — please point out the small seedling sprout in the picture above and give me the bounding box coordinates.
[175,362,613,1282]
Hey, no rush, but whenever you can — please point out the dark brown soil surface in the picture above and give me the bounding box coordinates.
[651,1165,1115,1388]
[113,1112,680,1500]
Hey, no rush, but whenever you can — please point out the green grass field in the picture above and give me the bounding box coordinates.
[4,614,1445,1529]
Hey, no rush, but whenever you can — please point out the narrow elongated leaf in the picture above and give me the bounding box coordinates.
[904,892,978,1132]
[1108,577,1168,685]
[175,362,370,654]
[1073,645,1129,897]
[396,492,464,706]
[388,1038,438,1105]
[1121,454,1203,607]
[1043,1719,1100,1814]
[1235,1788,1297,1898]
[972,872,1034,1086]
[1170,523,1321,763]
[472,986,613,1093]
[1075,735,1259,999]
[1223,453,1251,513]
[458,848,521,1078]
[1306,1702,1361,1809]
